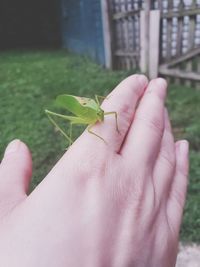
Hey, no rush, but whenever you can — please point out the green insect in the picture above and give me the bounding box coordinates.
[45,94,119,145]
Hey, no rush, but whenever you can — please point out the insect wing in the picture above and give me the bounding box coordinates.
[70,96,101,121]
[56,95,98,119]
[56,95,87,116]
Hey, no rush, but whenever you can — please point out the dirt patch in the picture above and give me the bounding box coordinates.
[176,243,200,267]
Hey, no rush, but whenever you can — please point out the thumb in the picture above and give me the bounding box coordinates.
[0,140,32,211]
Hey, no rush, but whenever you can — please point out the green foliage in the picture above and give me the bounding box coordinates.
[0,50,199,242]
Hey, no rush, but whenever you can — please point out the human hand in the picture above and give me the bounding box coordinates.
[0,75,189,267]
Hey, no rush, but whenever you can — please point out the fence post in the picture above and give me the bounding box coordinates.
[149,10,161,79]
[140,0,151,74]
[101,0,113,69]
[140,10,147,73]
[140,5,160,78]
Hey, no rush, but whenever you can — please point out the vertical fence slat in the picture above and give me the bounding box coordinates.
[185,60,192,87]
[149,10,161,78]
[196,55,200,89]
[144,0,151,75]
[176,17,183,57]
[140,10,147,73]
[101,0,113,68]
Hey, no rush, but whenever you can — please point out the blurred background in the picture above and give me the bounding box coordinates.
[0,0,199,252]
[0,0,61,49]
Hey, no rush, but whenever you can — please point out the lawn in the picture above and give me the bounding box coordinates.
[0,50,199,242]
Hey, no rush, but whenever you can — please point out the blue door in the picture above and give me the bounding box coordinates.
[61,0,105,65]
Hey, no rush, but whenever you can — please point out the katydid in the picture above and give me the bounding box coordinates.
[45,94,119,145]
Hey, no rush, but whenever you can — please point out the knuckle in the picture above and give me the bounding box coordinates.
[160,150,175,170]
[170,187,186,210]
[112,168,146,210]
[177,163,189,177]
[74,149,110,183]
[128,179,144,204]
[118,103,133,127]
[135,113,164,136]
[148,116,163,133]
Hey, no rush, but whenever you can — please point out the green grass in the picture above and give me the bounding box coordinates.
[0,50,129,188]
[0,50,199,242]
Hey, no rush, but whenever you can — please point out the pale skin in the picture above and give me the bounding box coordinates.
[0,75,189,267]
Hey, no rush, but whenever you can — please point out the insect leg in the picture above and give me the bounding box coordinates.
[104,111,120,133]
[45,111,73,144]
[95,95,109,105]
[87,124,107,144]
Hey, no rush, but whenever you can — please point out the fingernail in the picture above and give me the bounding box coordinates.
[179,140,189,155]
[150,78,167,100]
[4,139,21,156]
[137,75,148,87]
[155,78,167,89]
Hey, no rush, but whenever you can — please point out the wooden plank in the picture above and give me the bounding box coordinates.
[174,77,181,85]
[116,0,125,68]
[157,0,162,11]
[176,17,183,57]
[109,0,114,13]
[113,9,140,20]
[129,14,134,53]
[145,0,151,76]
[135,15,140,65]
[166,0,173,60]
[174,12,182,85]
[196,55,200,89]
[166,18,172,60]
[124,0,128,11]
[128,16,134,69]
[159,66,200,81]
[185,61,193,87]
[114,50,138,56]
[114,0,120,13]
[188,15,196,50]
[149,10,161,79]
[163,47,200,67]
[168,0,173,11]
[140,10,147,73]
[101,0,113,68]
[197,56,200,74]
[124,0,130,69]
[162,8,200,19]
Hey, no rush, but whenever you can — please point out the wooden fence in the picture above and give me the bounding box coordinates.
[102,0,200,87]
[101,0,144,69]
[157,0,200,88]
